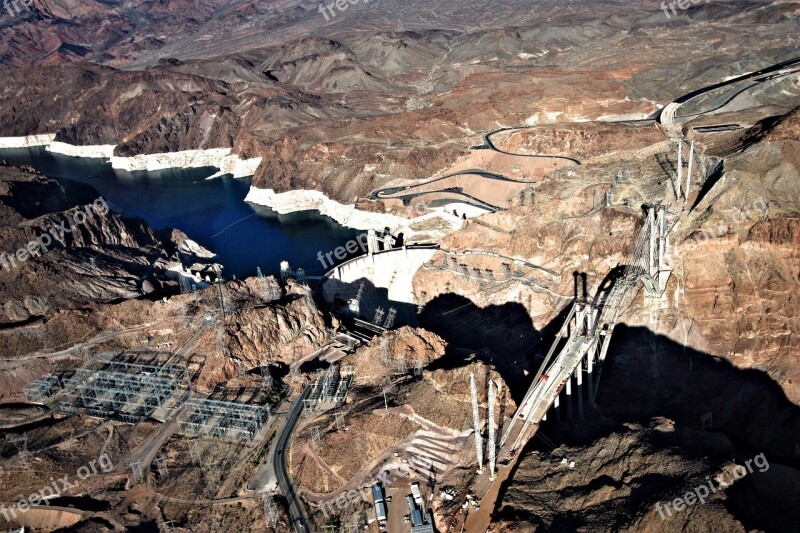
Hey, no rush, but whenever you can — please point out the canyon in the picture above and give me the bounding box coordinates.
[0,1,798,532]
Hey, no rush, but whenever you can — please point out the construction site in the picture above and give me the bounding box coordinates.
[1,19,799,530]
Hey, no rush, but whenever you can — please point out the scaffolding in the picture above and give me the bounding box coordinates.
[177,398,270,442]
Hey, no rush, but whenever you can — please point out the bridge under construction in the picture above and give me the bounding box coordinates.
[498,204,676,464]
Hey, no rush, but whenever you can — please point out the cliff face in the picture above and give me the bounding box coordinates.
[1,1,798,204]
[0,165,220,326]
[495,419,800,532]
[0,66,247,156]
[666,109,800,403]
[405,107,800,531]
[224,286,331,368]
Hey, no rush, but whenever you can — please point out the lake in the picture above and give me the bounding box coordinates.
[0,147,361,280]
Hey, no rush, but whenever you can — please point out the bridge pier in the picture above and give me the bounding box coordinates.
[576,369,584,421]
[553,395,561,424]
[586,351,595,408]
[565,376,573,420]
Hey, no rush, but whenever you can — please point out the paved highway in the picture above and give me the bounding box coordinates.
[273,385,313,532]
[370,168,538,212]
[483,128,583,165]
[660,56,800,126]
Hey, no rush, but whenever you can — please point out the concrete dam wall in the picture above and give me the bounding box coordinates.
[322,248,437,308]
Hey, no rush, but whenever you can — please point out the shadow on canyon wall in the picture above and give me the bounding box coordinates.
[494,323,800,533]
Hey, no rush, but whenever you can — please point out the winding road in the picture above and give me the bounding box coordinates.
[659,56,800,126]
[482,128,583,165]
[370,168,536,213]
[273,385,312,532]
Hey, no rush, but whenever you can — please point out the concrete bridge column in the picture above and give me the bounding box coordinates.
[553,394,561,424]
[576,367,584,421]
[586,352,595,408]
[367,230,377,256]
[565,375,573,420]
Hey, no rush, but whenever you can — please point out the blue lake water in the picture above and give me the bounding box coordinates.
[0,147,361,279]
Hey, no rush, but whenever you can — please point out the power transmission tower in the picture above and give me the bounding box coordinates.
[9,433,29,462]
[380,337,392,367]
[10,432,28,454]
[130,460,145,485]
[263,493,279,529]
[373,307,385,326]
[179,276,193,294]
[395,355,407,375]
[216,327,229,359]
[686,140,695,199]
[215,265,235,319]
[413,358,423,377]
[155,456,169,479]
[383,308,397,329]
[335,412,346,432]
[261,361,273,391]
[470,373,484,474]
[60,428,76,451]
[488,381,497,480]
[190,441,203,466]
[675,140,684,200]
[204,458,223,486]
